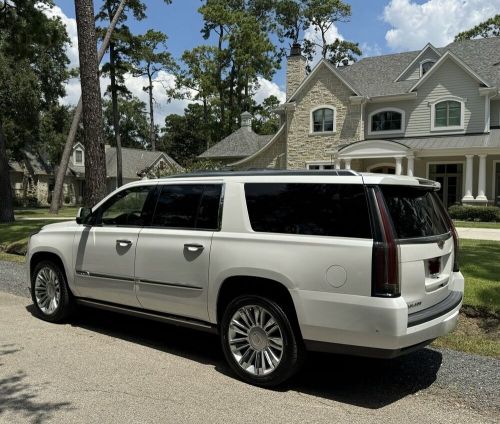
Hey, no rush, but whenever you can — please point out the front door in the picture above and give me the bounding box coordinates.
[135,183,223,321]
[73,184,157,306]
[429,164,463,207]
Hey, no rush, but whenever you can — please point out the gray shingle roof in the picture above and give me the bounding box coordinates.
[198,127,273,159]
[9,150,64,176]
[336,37,500,97]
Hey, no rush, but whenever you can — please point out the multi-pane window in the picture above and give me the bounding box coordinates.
[75,149,83,164]
[312,108,334,132]
[371,111,403,132]
[421,61,435,75]
[434,101,461,127]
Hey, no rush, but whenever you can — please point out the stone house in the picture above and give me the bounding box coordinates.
[199,37,500,208]
[9,143,181,206]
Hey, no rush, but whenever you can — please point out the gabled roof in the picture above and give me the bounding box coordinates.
[394,43,442,82]
[409,50,491,91]
[198,126,273,159]
[9,150,66,176]
[288,59,361,101]
[335,36,500,98]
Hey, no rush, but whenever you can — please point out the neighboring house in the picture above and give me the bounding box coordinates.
[9,144,182,206]
[200,37,500,207]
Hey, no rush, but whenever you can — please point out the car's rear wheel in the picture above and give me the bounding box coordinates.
[220,295,304,387]
[31,260,74,323]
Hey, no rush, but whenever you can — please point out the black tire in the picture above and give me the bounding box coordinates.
[220,295,304,387]
[31,260,75,323]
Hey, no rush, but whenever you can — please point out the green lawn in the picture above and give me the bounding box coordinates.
[454,220,500,229]
[0,220,57,246]
[14,207,79,219]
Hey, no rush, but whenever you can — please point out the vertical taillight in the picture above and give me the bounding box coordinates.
[370,188,400,297]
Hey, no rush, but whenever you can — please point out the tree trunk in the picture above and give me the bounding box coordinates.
[75,0,107,207]
[217,24,225,137]
[49,0,127,214]
[147,67,155,151]
[321,28,328,58]
[109,41,123,187]
[0,123,14,223]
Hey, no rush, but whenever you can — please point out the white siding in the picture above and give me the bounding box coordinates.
[400,49,441,81]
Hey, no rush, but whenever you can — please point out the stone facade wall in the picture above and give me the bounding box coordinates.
[286,55,306,99]
[233,130,287,170]
[286,65,363,169]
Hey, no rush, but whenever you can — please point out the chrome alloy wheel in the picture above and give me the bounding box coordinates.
[228,305,284,376]
[34,266,61,315]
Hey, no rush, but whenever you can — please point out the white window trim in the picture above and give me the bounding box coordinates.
[430,96,466,132]
[306,161,336,170]
[74,148,84,165]
[309,105,336,135]
[367,108,405,136]
[419,59,436,78]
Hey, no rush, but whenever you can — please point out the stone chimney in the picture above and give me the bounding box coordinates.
[286,43,306,100]
[241,111,253,131]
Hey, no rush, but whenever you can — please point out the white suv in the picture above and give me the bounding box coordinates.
[27,171,464,386]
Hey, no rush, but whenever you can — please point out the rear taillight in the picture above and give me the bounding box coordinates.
[371,188,400,297]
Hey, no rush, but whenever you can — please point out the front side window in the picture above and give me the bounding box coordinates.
[91,186,155,227]
[312,108,334,133]
[244,183,371,238]
[152,184,222,230]
[371,111,403,132]
[434,101,461,127]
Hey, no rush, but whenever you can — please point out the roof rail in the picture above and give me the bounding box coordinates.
[164,169,360,179]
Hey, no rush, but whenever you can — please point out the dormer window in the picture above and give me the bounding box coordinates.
[311,106,336,134]
[74,148,83,165]
[368,108,405,135]
[420,60,435,76]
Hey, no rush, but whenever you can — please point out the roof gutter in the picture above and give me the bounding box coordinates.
[367,92,418,103]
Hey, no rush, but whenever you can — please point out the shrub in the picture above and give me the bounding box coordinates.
[448,205,500,222]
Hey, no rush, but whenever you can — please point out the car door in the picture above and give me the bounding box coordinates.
[134,183,223,321]
[73,184,157,306]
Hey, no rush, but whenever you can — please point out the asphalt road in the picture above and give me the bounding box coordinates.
[0,261,499,424]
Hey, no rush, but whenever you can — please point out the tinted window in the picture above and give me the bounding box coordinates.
[244,183,371,238]
[381,186,448,239]
[371,111,402,132]
[93,186,155,226]
[152,184,222,230]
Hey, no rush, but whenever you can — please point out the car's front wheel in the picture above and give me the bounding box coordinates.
[220,295,304,387]
[31,260,74,323]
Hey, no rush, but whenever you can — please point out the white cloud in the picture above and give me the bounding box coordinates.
[383,0,500,51]
[253,77,286,105]
[304,22,343,67]
[360,42,382,58]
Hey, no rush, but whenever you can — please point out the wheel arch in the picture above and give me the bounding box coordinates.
[30,251,72,293]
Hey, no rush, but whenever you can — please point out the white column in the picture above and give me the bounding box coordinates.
[476,154,487,201]
[406,156,414,177]
[334,159,341,169]
[344,158,352,170]
[463,154,474,201]
[395,157,402,175]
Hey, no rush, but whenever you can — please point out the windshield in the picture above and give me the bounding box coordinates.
[380,185,449,239]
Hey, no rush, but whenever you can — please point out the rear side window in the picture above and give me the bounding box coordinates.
[244,183,371,238]
[152,184,222,230]
[380,186,448,239]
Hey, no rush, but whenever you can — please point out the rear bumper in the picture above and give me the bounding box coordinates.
[293,272,464,357]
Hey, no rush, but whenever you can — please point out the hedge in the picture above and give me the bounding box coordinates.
[448,205,500,222]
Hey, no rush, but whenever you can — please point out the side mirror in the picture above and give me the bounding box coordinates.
[76,207,92,225]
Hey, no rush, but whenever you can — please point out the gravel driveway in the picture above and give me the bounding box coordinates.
[0,260,498,423]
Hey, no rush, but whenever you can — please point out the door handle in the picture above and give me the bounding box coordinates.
[184,243,204,252]
[116,239,132,247]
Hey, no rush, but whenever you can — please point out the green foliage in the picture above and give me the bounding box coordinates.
[103,96,150,148]
[448,205,500,222]
[455,14,500,41]
[251,95,281,135]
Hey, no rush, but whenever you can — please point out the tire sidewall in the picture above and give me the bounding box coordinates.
[31,260,72,323]
[220,295,302,387]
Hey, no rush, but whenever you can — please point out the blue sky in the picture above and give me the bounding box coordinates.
[52,0,500,123]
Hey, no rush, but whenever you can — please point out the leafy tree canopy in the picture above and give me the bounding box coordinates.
[455,14,500,41]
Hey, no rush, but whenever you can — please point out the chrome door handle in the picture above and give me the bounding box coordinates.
[116,239,132,247]
[184,243,204,252]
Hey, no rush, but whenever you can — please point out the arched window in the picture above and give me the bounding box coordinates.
[420,60,435,76]
[434,100,461,127]
[369,109,404,134]
[311,106,335,133]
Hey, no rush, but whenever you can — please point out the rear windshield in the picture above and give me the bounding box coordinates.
[381,186,448,239]
[244,183,372,238]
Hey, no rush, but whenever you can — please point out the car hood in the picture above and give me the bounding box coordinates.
[41,220,78,231]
